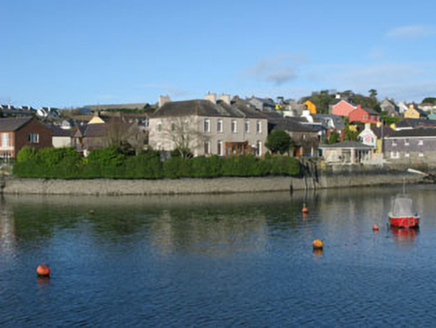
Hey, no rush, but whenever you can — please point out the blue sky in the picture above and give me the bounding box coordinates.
[1,0,436,108]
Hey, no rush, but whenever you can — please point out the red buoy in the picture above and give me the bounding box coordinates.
[302,203,309,213]
[36,264,50,277]
[372,225,379,231]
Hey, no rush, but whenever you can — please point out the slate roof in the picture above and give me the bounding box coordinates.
[269,117,318,133]
[396,119,436,128]
[319,141,374,149]
[49,125,73,137]
[388,127,436,137]
[371,125,394,138]
[151,100,266,119]
[313,114,345,130]
[0,117,33,132]
[248,97,276,107]
[362,107,379,115]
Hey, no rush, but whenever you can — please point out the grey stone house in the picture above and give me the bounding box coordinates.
[380,98,398,113]
[149,98,268,157]
[247,97,276,112]
[265,113,320,157]
[384,128,436,164]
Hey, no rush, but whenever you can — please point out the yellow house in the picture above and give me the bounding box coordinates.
[304,100,317,114]
[88,114,105,124]
[404,104,420,119]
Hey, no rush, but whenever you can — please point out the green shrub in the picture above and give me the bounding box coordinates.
[14,146,300,179]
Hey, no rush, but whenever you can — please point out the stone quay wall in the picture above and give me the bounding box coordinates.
[0,165,424,196]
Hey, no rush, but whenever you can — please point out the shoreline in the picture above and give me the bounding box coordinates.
[0,166,425,196]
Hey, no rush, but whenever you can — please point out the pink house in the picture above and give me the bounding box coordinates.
[349,105,380,123]
[331,100,356,117]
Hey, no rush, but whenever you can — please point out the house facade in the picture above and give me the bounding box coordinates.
[330,99,356,117]
[319,141,375,164]
[149,99,268,157]
[358,123,393,153]
[380,98,398,113]
[267,115,320,157]
[304,100,317,114]
[247,97,276,112]
[0,117,53,159]
[384,128,436,164]
[348,105,380,123]
[404,104,422,119]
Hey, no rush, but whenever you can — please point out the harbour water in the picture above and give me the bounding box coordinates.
[1,185,436,326]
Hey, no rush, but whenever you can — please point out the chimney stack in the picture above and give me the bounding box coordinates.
[205,92,217,104]
[158,95,171,107]
[220,94,231,104]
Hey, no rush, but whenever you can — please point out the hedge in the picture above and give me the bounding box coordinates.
[13,146,301,179]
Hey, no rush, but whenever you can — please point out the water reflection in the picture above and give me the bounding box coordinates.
[0,197,16,256]
[390,227,419,246]
[1,185,436,326]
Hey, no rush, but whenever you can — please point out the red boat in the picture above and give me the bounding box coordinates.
[388,194,419,229]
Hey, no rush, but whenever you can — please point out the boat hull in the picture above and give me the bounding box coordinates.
[389,216,419,229]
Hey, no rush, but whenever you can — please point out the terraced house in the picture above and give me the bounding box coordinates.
[384,128,436,163]
[149,95,268,157]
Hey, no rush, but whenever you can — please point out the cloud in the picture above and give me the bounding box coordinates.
[386,25,436,38]
[308,61,436,102]
[246,53,307,85]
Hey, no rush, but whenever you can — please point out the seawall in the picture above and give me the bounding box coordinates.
[0,166,424,196]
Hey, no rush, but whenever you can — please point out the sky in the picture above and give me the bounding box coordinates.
[1,0,436,108]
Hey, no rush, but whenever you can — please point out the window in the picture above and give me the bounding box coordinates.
[256,141,262,156]
[405,139,409,146]
[390,151,399,159]
[256,121,262,134]
[245,120,250,133]
[157,123,162,132]
[28,133,39,144]
[217,119,223,133]
[419,139,423,145]
[231,120,237,133]
[217,140,223,156]
[1,133,9,147]
[392,139,397,146]
[0,153,11,159]
[204,118,210,133]
[204,141,210,155]
[171,123,175,132]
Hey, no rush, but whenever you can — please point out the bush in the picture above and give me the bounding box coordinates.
[267,156,300,176]
[14,146,301,179]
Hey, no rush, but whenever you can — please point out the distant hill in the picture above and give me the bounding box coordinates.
[84,103,151,110]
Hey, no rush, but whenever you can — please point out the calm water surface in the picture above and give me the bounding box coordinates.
[1,185,436,327]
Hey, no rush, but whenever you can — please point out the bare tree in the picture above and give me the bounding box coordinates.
[104,117,145,153]
[161,117,209,158]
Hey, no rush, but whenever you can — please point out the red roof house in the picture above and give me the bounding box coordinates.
[349,105,380,124]
[331,99,356,117]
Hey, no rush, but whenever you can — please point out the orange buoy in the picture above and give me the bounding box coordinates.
[36,264,50,277]
[313,239,323,250]
[302,203,309,213]
[372,225,379,231]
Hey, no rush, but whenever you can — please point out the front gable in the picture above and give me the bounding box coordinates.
[332,100,355,117]
[358,129,377,147]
